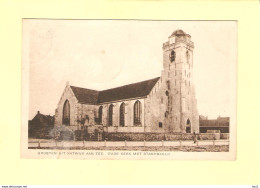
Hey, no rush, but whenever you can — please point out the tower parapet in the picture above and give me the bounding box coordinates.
[163,30,194,50]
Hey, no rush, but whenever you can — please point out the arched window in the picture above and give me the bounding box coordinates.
[62,100,70,125]
[98,106,103,124]
[119,103,125,127]
[108,104,113,126]
[134,100,142,125]
[170,50,176,62]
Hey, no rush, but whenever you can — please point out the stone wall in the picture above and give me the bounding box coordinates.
[81,104,98,126]
[144,77,168,133]
[99,98,145,129]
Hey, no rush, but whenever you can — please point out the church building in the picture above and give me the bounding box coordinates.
[54,30,199,133]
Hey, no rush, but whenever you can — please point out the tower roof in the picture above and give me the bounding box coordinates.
[171,30,187,36]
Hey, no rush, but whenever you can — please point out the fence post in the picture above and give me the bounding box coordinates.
[98,133,102,141]
[83,140,85,147]
[38,141,41,148]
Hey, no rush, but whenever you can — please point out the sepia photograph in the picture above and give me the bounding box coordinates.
[21,20,237,159]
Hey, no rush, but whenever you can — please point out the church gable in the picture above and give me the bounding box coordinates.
[56,84,78,107]
[54,84,79,126]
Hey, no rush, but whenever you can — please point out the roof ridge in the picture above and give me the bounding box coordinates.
[70,77,160,92]
[70,85,99,92]
[100,77,160,92]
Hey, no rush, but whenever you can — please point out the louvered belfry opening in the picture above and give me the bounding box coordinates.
[170,50,176,62]
[62,100,70,125]
[119,103,125,127]
[134,100,142,125]
[108,104,113,126]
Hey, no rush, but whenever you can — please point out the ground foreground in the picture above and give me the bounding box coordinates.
[29,145,229,152]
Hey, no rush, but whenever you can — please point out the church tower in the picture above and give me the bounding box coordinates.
[162,30,199,133]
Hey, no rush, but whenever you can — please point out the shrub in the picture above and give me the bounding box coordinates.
[49,125,75,141]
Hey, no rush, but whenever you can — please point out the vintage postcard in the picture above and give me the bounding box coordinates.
[21,19,237,160]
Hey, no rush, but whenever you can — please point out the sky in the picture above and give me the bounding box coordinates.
[23,20,237,120]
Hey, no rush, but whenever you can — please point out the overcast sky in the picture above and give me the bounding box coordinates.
[24,20,237,120]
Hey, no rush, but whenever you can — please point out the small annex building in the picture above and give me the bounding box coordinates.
[199,116,230,133]
[54,30,200,134]
[29,111,54,138]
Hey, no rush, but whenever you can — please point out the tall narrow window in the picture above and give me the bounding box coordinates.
[186,119,191,133]
[170,50,176,62]
[119,103,125,127]
[62,100,70,125]
[108,104,113,126]
[186,50,190,64]
[98,106,103,124]
[159,122,163,128]
[166,80,170,90]
[134,100,142,125]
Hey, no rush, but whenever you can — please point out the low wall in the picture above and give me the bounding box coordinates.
[104,126,145,133]
[199,133,218,140]
[105,132,165,141]
[220,133,229,140]
[104,132,220,141]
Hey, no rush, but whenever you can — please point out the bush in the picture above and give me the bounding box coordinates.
[49,125,75,141]
[74,129,89,141]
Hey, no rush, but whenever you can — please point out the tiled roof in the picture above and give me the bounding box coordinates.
[70,77,160,104]
[70,86,99,104]
[98,77,160,103]
[31,112,54,124]
[199,119,229,127]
